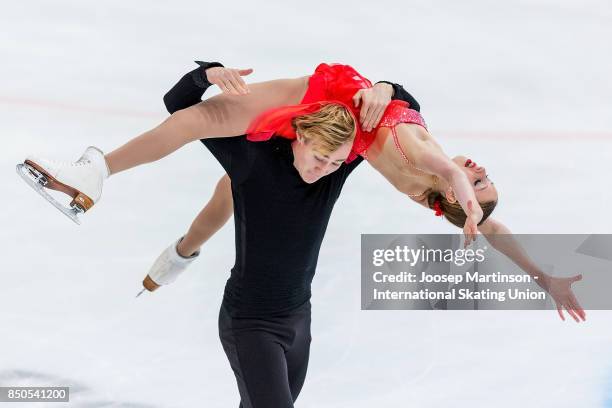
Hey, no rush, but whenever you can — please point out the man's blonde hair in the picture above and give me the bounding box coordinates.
[292,103,356,155]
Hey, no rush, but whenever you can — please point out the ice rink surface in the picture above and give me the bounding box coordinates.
[1,1,611,406]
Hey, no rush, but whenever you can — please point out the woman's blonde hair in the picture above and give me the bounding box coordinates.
[292,103,356,155]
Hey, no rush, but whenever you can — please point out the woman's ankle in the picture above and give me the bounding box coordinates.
[177,236,200,258]
[104,154,117,176]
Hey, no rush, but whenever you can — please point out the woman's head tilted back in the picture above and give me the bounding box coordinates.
[427,155,499,228]
[291,103,357,184]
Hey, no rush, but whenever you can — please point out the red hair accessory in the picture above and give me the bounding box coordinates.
[433,198,444,217]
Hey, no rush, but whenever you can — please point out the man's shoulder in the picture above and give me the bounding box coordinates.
[324,154,363,185]
[345,155,365,171]
[200,135,252,155]
[201,134,247,145]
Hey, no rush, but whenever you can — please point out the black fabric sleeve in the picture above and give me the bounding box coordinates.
[163,61,224,114]
[376,80,421,112]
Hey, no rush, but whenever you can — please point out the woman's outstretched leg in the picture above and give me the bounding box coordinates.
[143,174,233,292]
[105,77,309,175]
[177,174,233,257]
[20,76,308,219]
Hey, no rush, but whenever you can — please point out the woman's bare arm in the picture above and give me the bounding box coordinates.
[474,217,585,322]
[478,218,547,281]
[391,194,586,322]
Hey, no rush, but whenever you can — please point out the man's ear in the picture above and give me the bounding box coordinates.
[296,130,305,144]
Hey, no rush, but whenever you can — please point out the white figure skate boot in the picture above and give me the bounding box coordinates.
[17,146,109,224]
[141,237,200,293]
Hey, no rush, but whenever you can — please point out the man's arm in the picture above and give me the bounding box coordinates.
[353,80,422,131]
[162,61,224,114]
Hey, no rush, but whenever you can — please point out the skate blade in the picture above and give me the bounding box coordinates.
[16,163,83,225]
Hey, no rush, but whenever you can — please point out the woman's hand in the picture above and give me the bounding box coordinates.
[541,274,586,322]
[205,66,253,95]
[463,200,482,247]
[445,170,484,245]
[353,82,394,132]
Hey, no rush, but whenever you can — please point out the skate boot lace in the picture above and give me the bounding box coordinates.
[75,158,92,167]
[47,158,93,168]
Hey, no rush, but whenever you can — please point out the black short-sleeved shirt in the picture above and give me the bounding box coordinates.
[202,136,363,317]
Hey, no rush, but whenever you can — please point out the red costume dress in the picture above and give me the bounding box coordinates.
[245,63,427,162]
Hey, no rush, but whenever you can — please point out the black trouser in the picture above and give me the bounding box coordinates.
[218,300,312,408]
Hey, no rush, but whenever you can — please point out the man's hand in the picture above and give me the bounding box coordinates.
[352,82,394,132]
[206,66,253,95]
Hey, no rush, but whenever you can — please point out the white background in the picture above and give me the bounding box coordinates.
[1,1,611,407]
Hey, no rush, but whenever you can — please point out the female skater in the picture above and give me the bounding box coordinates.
[142,61,584,324]
[20,61,485,239]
